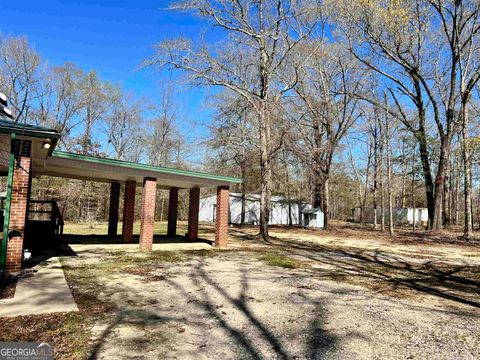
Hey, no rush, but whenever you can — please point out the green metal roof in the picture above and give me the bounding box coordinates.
[0,117,242,185]
[0,116,60,140]
[52,151,243,184]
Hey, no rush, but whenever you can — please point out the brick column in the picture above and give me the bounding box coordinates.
[167,187,179,237]
[215,186,229,248]
[6,140,32,273]
[139,177,157,251]
[108,182,120,238]
[187,187,200,241]
[122,180,136,243]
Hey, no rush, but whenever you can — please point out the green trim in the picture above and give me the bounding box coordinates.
[0,119,60,141]
[51,151,243,184]
[0,133,16,274]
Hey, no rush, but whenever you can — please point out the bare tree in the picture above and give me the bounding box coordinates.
[365,104,382,230]
[103,89,144,161]
[347,136,373,223]
[207,91,257,224]
[0,35,41,123]
[34,63,84,146]
[146,0,318,239]
[333,0,455,230]
[146,89,185,167]
[287,42,364,229]
[384,94,394,236]
[75,71,114,155]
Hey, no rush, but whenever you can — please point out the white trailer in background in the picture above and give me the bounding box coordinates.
[199,193,324,228]
[352,207,429,225]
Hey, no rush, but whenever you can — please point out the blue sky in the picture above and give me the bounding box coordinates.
[0,0,216,151]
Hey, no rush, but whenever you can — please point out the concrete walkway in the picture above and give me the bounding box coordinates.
[0,257,78,318]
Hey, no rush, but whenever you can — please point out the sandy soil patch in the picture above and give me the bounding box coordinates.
[60,245,479,360]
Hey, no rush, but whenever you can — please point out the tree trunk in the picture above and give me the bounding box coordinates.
[313,171,323,209]
[433,139,451,230]
[454,155,460,226]
[323,178,329,230]
[379,121,385,232]
[412,155,416,233]
[448,157,455,225]
[401,140,406,208]
[373,179,378,230]
[259,105,271,240]
[443,154,451,228]
[470,170,474,230]
[240,183,246,225]
[462,102,472,238]
[381,173,385,232]
[373,129,379,230]
[385,108,394,236]
[285,155,292,226]
[418,131,435,229]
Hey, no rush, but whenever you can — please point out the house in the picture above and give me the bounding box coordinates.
[352,207,429,225]
[199,193,323,227]
[0,102,241,275]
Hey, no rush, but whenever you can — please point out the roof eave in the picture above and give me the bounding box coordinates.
[51,151,243,185]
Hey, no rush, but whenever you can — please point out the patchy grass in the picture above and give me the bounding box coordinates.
[0,312,92,360]
[182,248,232,257]
[306,251,480,302]
[0,259,117,360]
[3,220,479,358]
[66,251,186,276]
[0,248,188,359]
[123,267,167,283]
[150,251,185,263]
[259,253,304,269]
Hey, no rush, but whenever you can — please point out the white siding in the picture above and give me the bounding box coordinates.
[353,207,429,224]
[199,194,217,222]
[199,194,307,225]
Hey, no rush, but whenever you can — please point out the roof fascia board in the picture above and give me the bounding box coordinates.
[51,151,242,184]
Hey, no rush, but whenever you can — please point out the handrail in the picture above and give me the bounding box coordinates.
[27,199,64,237]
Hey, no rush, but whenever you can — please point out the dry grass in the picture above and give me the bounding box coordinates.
[3,220,479,358]
[0,261,115,359]
[259,253,305,269]
[0,312,92,359]
[0,275,17,299]
[0,249,191,359]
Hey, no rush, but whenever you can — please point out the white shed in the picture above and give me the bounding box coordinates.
[352,207,429,225]
[199,193,312,226]
[302,208,324,228]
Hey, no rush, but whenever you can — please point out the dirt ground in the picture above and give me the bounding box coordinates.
[2,221,480,359]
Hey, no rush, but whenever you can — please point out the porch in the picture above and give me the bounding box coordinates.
[0,118,241,274]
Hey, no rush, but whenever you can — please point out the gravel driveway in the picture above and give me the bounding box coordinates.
[62,243,480,360]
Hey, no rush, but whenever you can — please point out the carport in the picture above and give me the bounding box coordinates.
[0,116,241,274]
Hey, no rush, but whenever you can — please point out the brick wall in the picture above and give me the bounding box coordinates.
[187,187,200,241]
[167,187,179,236]
[6,139,32,273]
[139,177,157,251]
[122,180,136,243]
[215,186,229,248]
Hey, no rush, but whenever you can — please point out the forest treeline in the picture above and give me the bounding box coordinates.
[2,0,480,239]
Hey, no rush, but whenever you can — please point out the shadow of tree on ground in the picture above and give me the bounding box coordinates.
[266,237,480,310]
[86,256,338,360]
